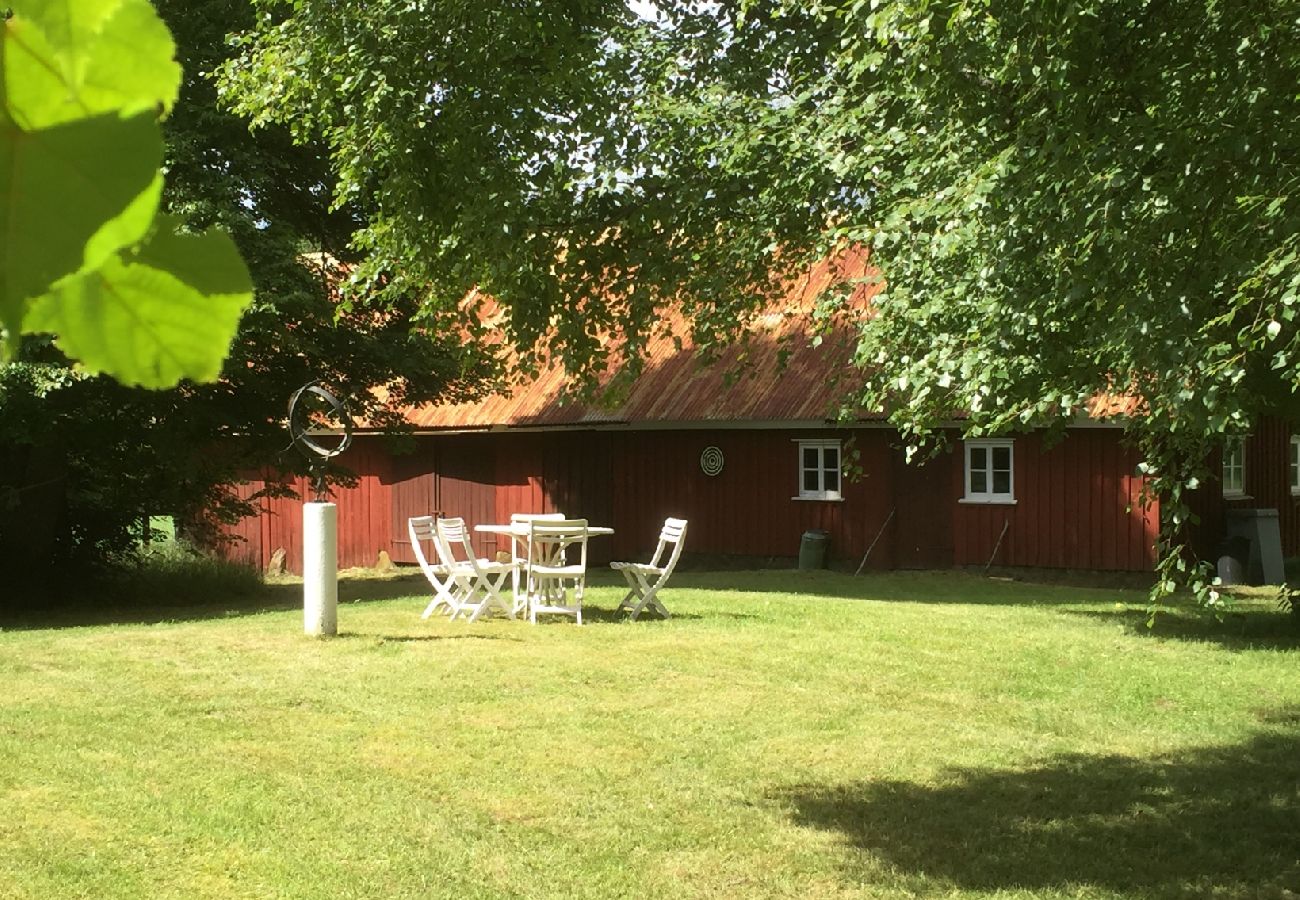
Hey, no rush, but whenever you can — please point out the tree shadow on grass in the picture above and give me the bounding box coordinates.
[0,569,726,631]
[363,633,521,644]
[487,605,703,626]
[776,719,1300,898]
[670,569,1152,607]
[0,572,432,631]
[1069,606,1299,652]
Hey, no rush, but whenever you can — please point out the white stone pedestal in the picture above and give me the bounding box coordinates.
[303,502,338,636]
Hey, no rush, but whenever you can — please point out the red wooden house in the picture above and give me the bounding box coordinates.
[221,252,1298,577]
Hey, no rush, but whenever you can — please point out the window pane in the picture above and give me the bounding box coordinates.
[970,469,988,494]
[1223,440,1243,492]
[970,446,987,472]
[823,446,839,470]
[992,446,1011,471]
[993,469,1011,495]
[803,447,819,469]
[824,467,840,492]
[1226,441,1242,468]
[803,470,820,492]
[1223,465,1240,493]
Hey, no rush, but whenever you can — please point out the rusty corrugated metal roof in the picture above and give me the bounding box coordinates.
[403,247,879,430]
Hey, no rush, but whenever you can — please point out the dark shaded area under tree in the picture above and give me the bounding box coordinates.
[779,721,1300,897]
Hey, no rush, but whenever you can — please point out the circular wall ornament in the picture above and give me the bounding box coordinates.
[700,446,725,477]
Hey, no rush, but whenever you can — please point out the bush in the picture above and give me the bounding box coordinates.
[108,541,263,606]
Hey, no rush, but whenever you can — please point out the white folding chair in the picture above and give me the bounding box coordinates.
[508,512,566,615]
[611,517,688,620]
[434,517,516,622]
[524,518,588,625]
[408,516,462,618]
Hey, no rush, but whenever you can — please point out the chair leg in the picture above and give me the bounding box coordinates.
[465,573,511,623]
[626,573,668,620]
[421,583,456,619]
[615,569,640,612]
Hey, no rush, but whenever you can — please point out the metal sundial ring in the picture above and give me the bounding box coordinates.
[288,382,354,500]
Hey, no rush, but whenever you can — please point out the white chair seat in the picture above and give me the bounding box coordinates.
[610,561,662,574]
[531,563,586,577]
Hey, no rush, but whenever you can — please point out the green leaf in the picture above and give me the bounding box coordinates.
[0,111,162,329]
[4,0,180,129]
[133,215,253,298]
[25,223,253,388]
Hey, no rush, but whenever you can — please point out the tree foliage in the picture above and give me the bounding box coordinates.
[1,0,253,387]
[217,1,847,382]
[751,0,1300,600]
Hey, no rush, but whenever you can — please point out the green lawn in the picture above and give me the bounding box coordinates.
[1,570,1297,899]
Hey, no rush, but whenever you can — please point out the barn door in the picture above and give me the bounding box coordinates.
[891,446,955,568]
[388,443,438,564]
[437,435,501,555]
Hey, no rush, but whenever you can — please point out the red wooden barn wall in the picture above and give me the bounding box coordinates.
[1242,417,1300,556]
[218,426,1163,574]
[951,430,1158,572]
[219,438,394,574]
[603,429,896,566]
[1185,415,1300,559]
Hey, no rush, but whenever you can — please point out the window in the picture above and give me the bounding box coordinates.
[963,439,1015,503]
[1292,437,1300,495]
[797,440,842,500]
[1222,438,1245,497]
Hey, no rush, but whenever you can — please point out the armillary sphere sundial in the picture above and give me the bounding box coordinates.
[287,382,353,501]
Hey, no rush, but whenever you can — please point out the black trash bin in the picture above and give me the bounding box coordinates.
[1216,535,1250,586]
[798,529,829,570]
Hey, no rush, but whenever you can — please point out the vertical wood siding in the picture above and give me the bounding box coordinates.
[1237,416,1300,556]
[388,447,437,565]
[1188,415,1300,559]
[220,479,264,569]
[605,429,893,565]
[951,430,1157,571]
[218,437,394,575]
[219,426,1174,575]
[435,433,499,557]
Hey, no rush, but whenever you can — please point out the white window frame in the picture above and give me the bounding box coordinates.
[962,439,1016,504]
[1291,436,1300,496]
[1222,437,1245,498]
[795,440,843,501]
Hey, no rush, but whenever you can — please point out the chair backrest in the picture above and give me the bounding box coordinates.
[650,517,688,575]
[528,518,589,569]
[434,516,479,571]
[511,512,567,524]
[407,515,443,578]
